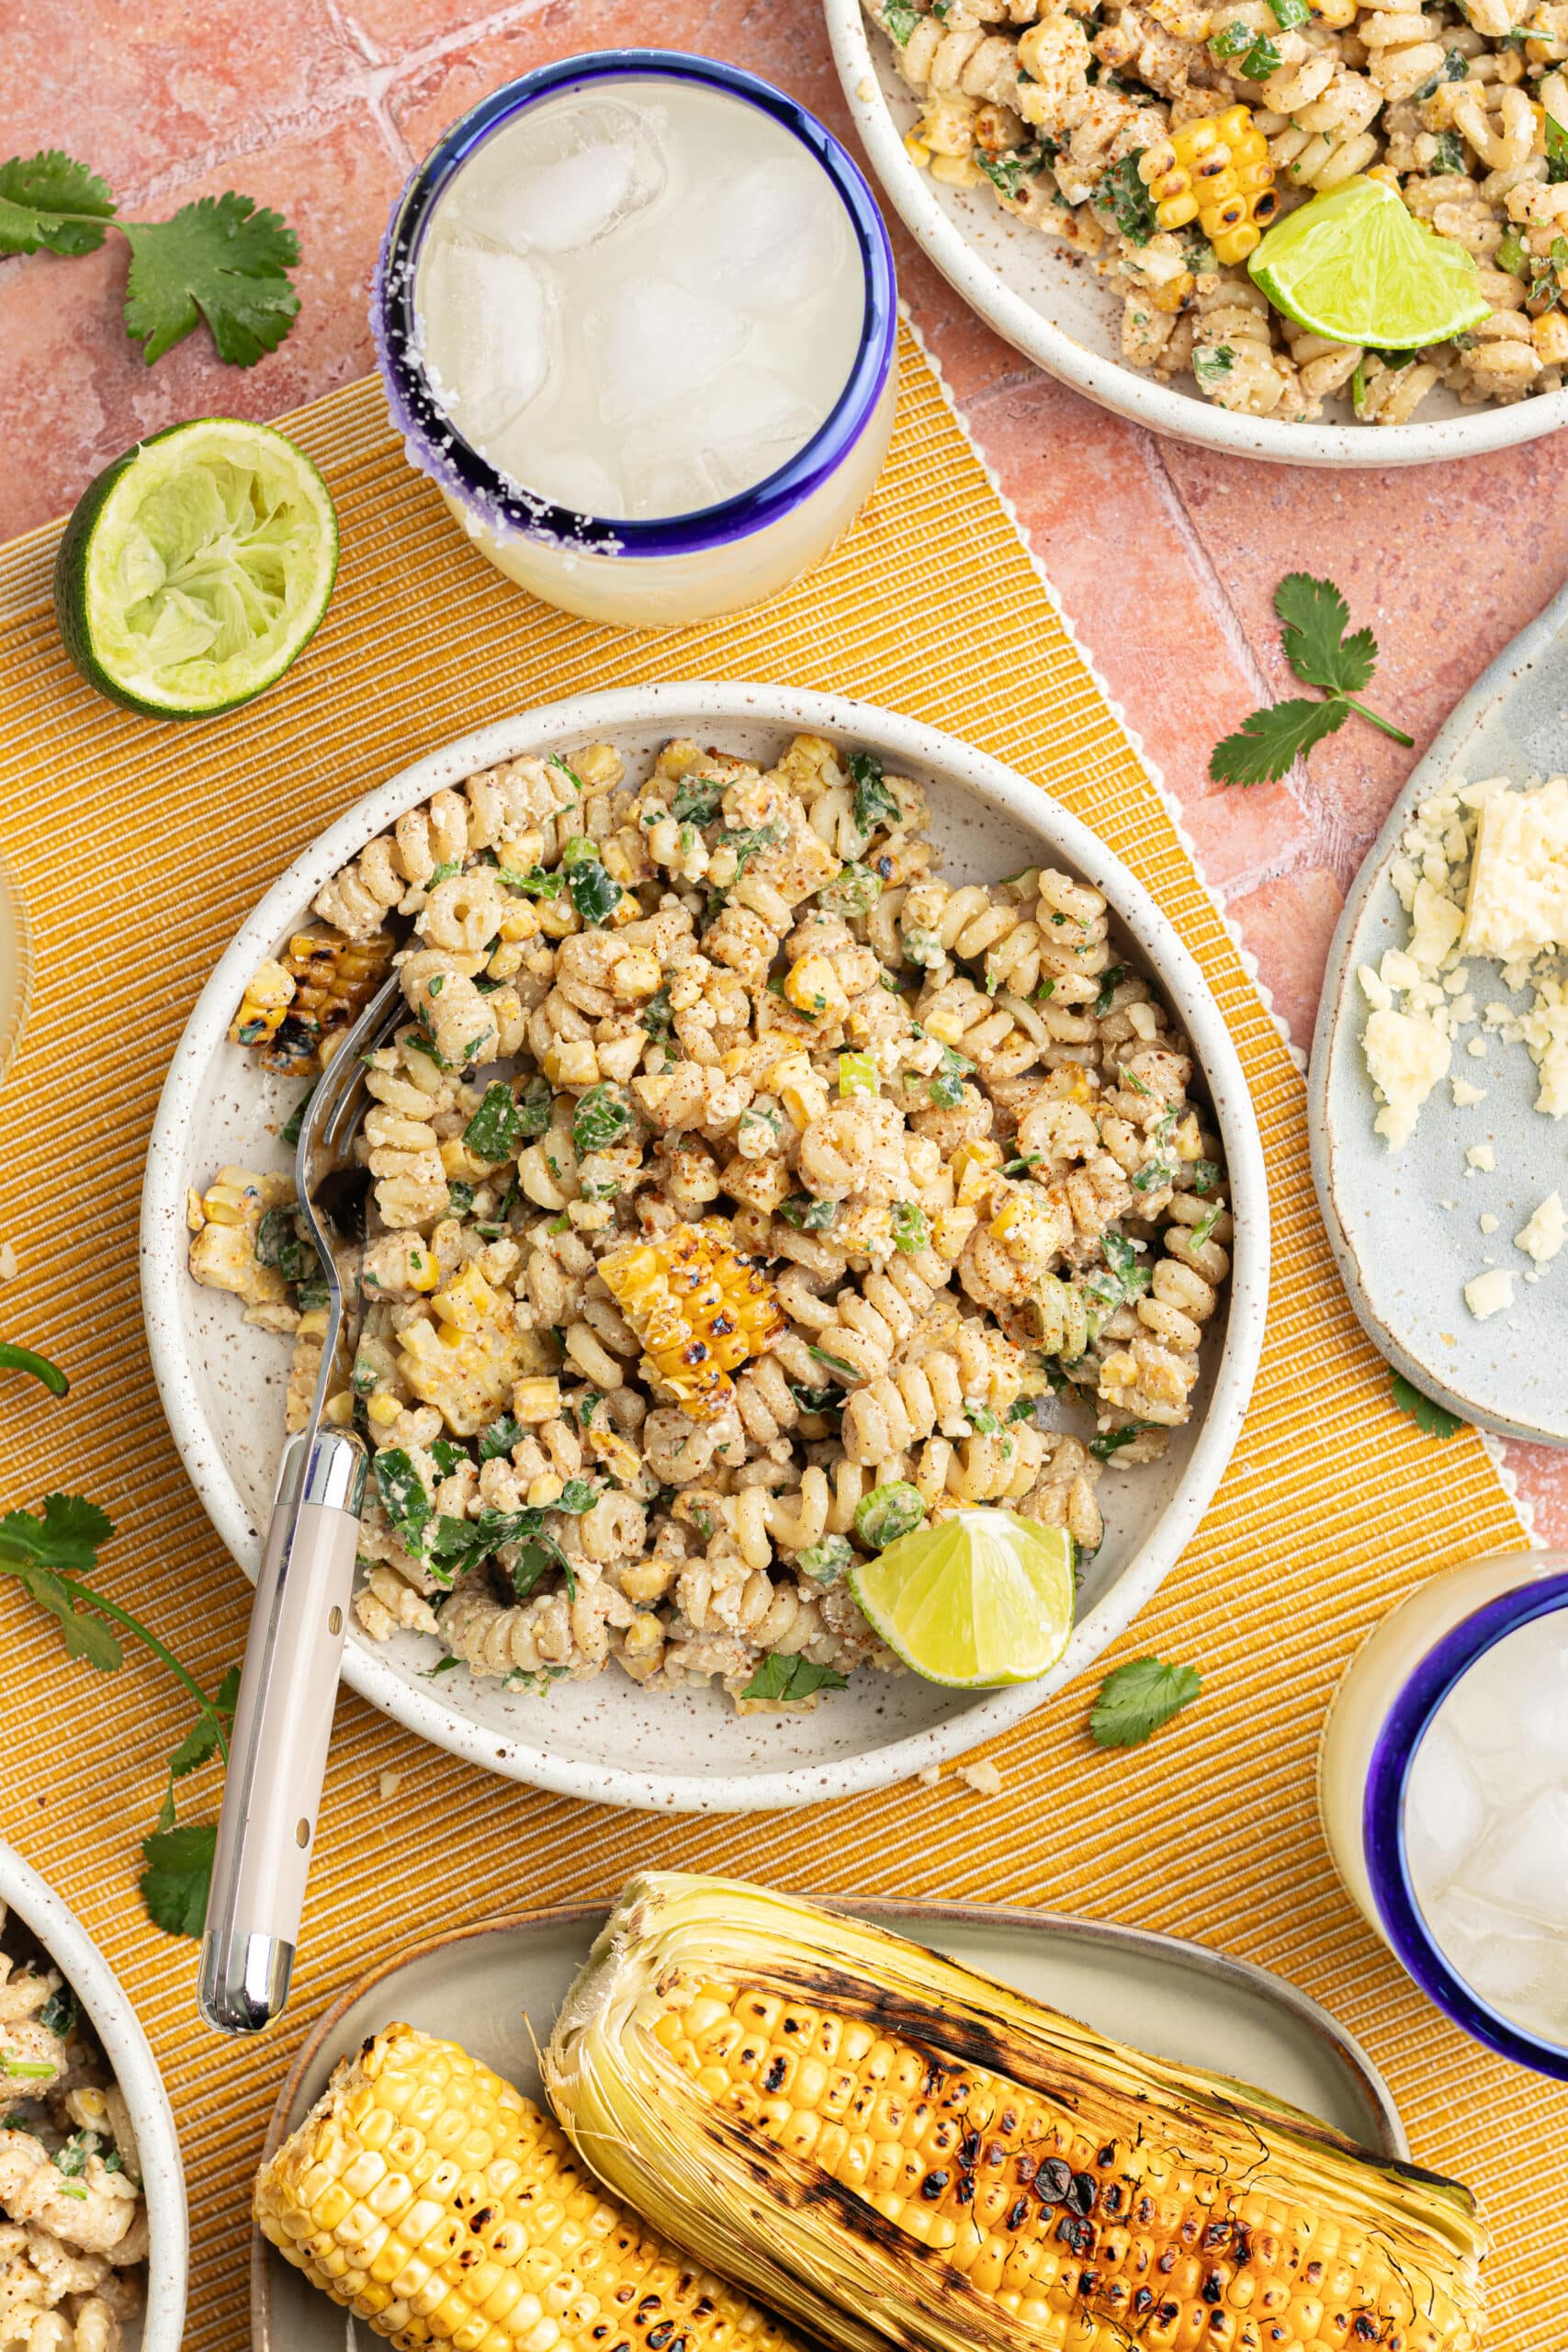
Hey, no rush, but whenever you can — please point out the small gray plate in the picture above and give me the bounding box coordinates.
[252,1895,1404,2350]
[1309,577,1568,1446]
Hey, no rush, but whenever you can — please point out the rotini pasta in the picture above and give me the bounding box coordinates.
[193,729,1232,1710]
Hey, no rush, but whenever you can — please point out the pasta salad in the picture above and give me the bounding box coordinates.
[866,0,1568,422]
[189,733,1232,1710]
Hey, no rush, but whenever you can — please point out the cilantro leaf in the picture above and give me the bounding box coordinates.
[1208,695,1348,787]
[1273,572,1376,696]
[0,1494,113,1576]
[1089,1422,1156,1460]
[120,192,299,367]
[18,1570,123,1672]
[1390,1370,1464,1438]
[373,1449,433,1555]
[1100,152,1156,244]
[479,1413,523,1462]
[1547,109,1568,182]
[138,1823,216,1939]
[0,151,115,256]
[166,1711,224,1780]
[1089,1656,1201,1748]
[741,1653,850,1702]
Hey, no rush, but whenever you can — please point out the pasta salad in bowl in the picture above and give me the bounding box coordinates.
[142,685,1266,1811]
[826,0,1568,463]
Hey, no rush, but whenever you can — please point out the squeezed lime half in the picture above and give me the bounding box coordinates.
[1249,175,1490,352]
[55,417,338,718]
[849,1508,1076,1688]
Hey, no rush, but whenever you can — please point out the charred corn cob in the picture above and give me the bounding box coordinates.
[255,2020,807,2352]
[237,926,395,1074]
[1137,108,1279,263]
[545,1875,1487,2352]
[599,1221,784,1421]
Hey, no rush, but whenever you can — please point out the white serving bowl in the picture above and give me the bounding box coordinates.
[825,0,1568,468]
[0,1839,187,2349]
[141,683,1267,1812]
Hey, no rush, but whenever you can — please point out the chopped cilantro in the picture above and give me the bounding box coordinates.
[741,1652,849,1702]
[848,750,903,837]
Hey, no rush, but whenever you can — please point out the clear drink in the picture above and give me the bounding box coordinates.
[1318,1547,1568,2077]
[374,55,897,627]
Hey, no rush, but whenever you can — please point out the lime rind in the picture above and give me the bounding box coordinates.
[848,1508,1075,1689]
[55,417,338,718]
[1249,174,1490,352]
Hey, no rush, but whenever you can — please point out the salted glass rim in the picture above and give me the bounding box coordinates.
[370,49,898,560]
[1364,1564,1568,2080]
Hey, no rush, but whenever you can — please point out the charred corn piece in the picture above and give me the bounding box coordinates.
[599,1220,784,1421]
[546,1874,1488,2352]
[255,2021,807,2352]
[256,927,396,1075]
[229,956,296,1049]
[1137,107,1278,263]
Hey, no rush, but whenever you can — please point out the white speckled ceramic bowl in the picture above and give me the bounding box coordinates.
[1310,577,1568,1443]
[141,683,1268,1812]
[0,1840,187,2350]
[825,0,1568,468]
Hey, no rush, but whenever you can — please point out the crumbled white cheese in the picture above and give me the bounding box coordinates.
[1480,1213,1499,1234]
[1461,775,1568,960]
[1381,946,1423,992]
[1411,877,1465,971]
[957,1760,1004,1797]
[1451,1079,1486,1106]
[1444,966,1472,994]
[1466,1144,1495,1171]
[378,1770,403,1803]
[915,1763,941,1788]
[1449,993,1477,1024]
[1465,1268,1516,1319]
[1364,1009,1451,1148]
[1467,1037,1488,1058]
[0,1242,15,1284]
[1515,1191,1566,1265]
[1359,963,1393,1012]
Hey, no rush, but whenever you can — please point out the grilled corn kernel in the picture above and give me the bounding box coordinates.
[512,1375,563,1422]
[931,1204,979,1261]
[1139,106,1277,262]
[784,955,850,1020]
[256,927,395,1075]
[613,948,663,999]
[527,1470,565,1507]
[297,1307,330,1341]
[544,1038,601,1087]
[432,1261,499,1333]
[256,2022,804,2352]
[601,1219,784,1421]
[953,1137,1004,1204]
[905,130,932,167]
[405,1242,440,1293]
[200,1168,270,1227]
[322,1389,355,1428]
[366,1391,403,1429]
[769,1051,830,1128]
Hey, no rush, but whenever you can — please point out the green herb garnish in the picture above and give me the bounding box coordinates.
[740,1652,850,1702]
[848,750,903,838]
[572,1084,632,1157]
[465,1080,527,1163]
[890,1202,929,1253]
[1100,152,1156,244]
[1089,1655,1201,1747]
[561,837,625,926]
[1209,573,1413,786]
[1390,1370,1464,1438]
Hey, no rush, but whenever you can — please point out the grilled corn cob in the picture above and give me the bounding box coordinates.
[599,1221,784,1421]
[1137,108,1279,263]
[255,2020,807,2352]
[544,1874,1487,2352]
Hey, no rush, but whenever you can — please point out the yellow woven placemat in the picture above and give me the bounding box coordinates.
[0,334,1555,2347]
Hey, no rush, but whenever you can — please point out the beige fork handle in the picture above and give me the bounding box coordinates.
[197,1429,366,2035]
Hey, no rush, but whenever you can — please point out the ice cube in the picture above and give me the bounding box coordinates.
[1424,1887,1567,2017]
[416,234,558,446]
[665,151,852,313]
[1404,1719,1484,1900]
[1455,1785,1568,1928]
[507,447,627,522]
[1446,1623,1568,1807]
[585,276,750,428]
[620,370,819,517]
[484,98,666,255]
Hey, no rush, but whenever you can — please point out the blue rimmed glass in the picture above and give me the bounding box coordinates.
[370,49,898,565]
[1363,1567,1568,2080]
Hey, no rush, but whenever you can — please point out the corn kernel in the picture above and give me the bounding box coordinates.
[953,1138,1004,1204]
[612,948,662,999]
[922,1005,970,1048]
[367,1392,403,1429]
[323,1390,355,1428]
[405,1243,440,1294]
[1534,309,1568,362]
[931,154,984,186]
[601,1219,784,1421]
[298,1307,330,1340]
[784,955,850,1020]
[513,1376,563,1423]
[931,1204,979,1261]
[905,131,932,167]
[1144,107,1276,260]
[230,957,297,1049]
[433,1261,499,1333]
[544,1039,600,1087]
[439,1136,491,1182]
[186,1186,207,1232]
[527,1472,565,1508]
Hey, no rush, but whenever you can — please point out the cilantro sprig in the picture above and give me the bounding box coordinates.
[1390,1369,1464,1438]
[1209,574,1414,787]
[0,1494,238,1937]
[1089,1655,1201,1747]
[0,150,299,368]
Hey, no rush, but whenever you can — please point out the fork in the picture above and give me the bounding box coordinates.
[197,966,407,2034]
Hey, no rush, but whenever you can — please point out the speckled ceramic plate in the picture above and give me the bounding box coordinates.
[252,1894,1405,2351]
[0,1838,187,2350]
[141,682,1267,1812]
[1309,576,1568,1445]
[824,0,1568,468]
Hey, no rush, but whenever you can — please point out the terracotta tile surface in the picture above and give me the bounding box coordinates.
[1,4,1563,1671]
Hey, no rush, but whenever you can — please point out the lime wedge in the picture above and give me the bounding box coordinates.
[54,417,337,718]
[849,1508,1075,1688]
[1249,175,1489,351]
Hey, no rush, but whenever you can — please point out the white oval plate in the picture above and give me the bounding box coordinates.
[0,1839,187,2350]
[253,1894,1404,2350]
[1309,577,1568,1444]
[141,682,1267,1812]
[824,0,1568,469]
